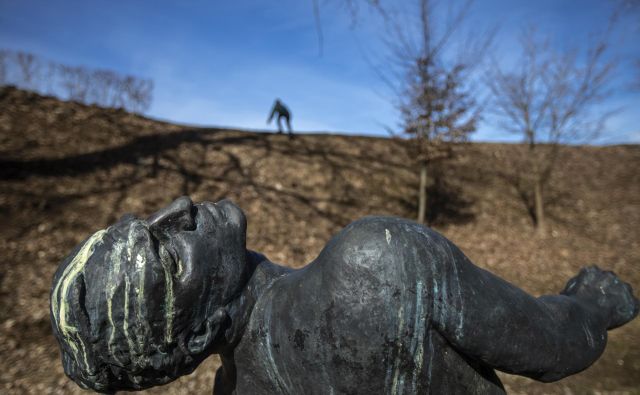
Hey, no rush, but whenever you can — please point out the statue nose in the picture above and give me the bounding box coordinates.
[147,196,196,232]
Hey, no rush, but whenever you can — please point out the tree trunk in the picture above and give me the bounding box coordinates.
[417,163,428,224]
[534,177,545,234]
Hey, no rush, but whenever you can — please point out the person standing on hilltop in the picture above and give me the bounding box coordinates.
[267,98,293,137]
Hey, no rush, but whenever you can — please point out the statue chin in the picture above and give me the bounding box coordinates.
[188,307,231,354]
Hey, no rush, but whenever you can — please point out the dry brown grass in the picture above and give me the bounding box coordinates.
[1,87,638,394]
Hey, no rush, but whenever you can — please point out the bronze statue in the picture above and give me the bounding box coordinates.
[50,197,638,394]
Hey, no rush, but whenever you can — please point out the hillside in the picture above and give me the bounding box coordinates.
[1,86,638,394]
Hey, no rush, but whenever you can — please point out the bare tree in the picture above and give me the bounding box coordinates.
[16,52,40,89]
[312,0,386,56]
[0,50,8,85]
[611,0,640,89]
[0,50,153,112]
[487,30,615,233]
[119,75,154,113]
[130,78,153,113]
[41,60,59,95]
[1,49,155,113]
[373,0,488,224]
[401,62,479,223]
[59,65,91,102]
[89,70,120,109]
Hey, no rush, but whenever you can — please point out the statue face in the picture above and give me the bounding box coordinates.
[50,197,248,391]
[145,197,248,315]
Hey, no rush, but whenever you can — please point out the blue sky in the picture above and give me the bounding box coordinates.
[1,0,638,143]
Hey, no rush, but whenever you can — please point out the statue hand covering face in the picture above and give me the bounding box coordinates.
[51,197,639,394]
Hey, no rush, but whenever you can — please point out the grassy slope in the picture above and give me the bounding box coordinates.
[1,87,638,394]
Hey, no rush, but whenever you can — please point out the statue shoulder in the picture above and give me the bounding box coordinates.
[335,215,443,248]
[312,216,445,272]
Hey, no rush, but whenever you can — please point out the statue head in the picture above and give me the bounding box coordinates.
[50,197,248,392]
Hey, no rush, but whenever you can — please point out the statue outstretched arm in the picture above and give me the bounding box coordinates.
[430,245,638,382]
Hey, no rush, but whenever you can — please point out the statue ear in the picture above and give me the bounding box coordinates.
[187,307,229,354]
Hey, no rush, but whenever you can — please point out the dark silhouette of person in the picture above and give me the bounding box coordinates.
[50,197,639,394]
[267,99,292,137]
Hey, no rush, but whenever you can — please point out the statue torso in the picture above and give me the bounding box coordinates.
[228,217,505,394]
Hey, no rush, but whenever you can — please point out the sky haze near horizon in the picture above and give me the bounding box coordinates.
[1,0,639,143]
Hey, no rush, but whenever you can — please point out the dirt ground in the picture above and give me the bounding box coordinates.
[1,86,639,394]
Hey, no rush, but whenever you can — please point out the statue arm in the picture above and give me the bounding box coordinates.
[429,245,636,382]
